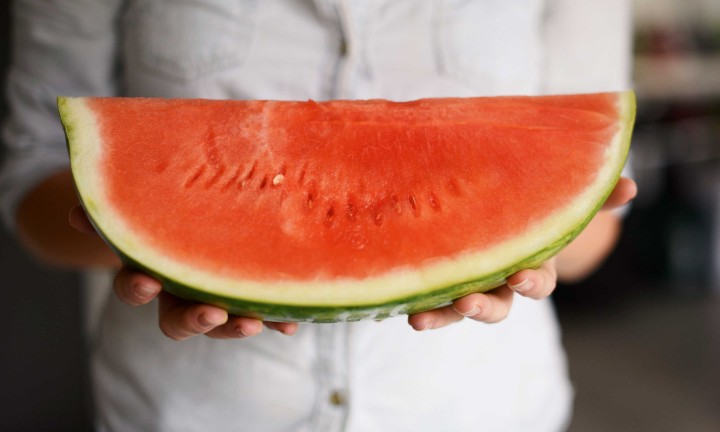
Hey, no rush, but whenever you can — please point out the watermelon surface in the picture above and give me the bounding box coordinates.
[58,92,634,322]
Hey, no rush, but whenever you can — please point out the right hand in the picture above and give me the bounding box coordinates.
[69,205,298,340]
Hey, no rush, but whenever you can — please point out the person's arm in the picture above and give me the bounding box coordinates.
[16,170,118,268]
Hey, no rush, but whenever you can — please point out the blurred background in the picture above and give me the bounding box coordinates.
[555,0,720,430]
[1,1,719,431]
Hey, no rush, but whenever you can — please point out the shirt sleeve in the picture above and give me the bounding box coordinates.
[542,0,634,217]
[542,0,633,93]
[0,0,123,230]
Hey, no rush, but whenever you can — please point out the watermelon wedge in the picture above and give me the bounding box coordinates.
[58,92,634,322]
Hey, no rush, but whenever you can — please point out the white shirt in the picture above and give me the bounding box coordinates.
[1,1,631,431]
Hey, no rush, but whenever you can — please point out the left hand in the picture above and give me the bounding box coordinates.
[407,176,637,331]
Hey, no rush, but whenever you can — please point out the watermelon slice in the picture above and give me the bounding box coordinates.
[58,92,634,322]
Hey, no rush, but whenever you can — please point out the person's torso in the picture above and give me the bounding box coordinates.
[93,1,572,431]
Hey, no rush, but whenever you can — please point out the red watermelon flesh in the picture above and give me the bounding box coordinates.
[59,93,633,321]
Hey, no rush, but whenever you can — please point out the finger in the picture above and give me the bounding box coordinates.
[205,316,265,339]
[113,266,163,306]
[452,285,514,323]
[408,304,464,331]
[602,177,637,210]
[68,204,97,234]
[157,292,229,341]
[264,321,299,335]
[506,260,557,300]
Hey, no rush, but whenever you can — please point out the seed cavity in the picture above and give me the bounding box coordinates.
[258,176,268,190]
[428,193,441,212]
[221,167,242,191]
[298,164,308,185]
[325,204,336,226]
[244,161,257,182]
[238,161,258,190]
[408,193,418,216]
[391,194,402,214]
[155,161,169,174]
[306,192,315,209]
[204,164,225,188]
[184,165,206,188]
[447,178,462,196]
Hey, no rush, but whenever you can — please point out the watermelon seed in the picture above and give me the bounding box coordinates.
[184,164,206,188]
[272,174,285,186]
[306,192,315,209]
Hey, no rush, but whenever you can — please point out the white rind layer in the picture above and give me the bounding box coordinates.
[61,93,634,307]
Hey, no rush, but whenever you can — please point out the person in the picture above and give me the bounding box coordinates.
[1,1,636,431]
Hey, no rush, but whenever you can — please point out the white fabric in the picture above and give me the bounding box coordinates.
[1,1,632,431]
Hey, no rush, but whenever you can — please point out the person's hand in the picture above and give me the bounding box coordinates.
[407,176,637,331]
[69,205,298,340]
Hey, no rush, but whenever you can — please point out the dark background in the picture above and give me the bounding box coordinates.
[0,2,92,431]
[1,1,719,431]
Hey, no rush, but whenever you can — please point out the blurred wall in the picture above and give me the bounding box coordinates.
[556,0,720,306]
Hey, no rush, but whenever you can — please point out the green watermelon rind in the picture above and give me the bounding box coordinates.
[59,93,635,323]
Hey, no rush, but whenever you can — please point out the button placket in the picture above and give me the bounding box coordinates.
[312,323,351,432]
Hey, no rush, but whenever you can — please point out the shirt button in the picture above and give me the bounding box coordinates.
[329,390,346,406]
[339,39,348,57]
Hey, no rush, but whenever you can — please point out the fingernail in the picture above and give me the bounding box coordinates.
[509,279,533,293]
[457,306,480,317]
[132,283,156,299]
[420,321,434,331]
